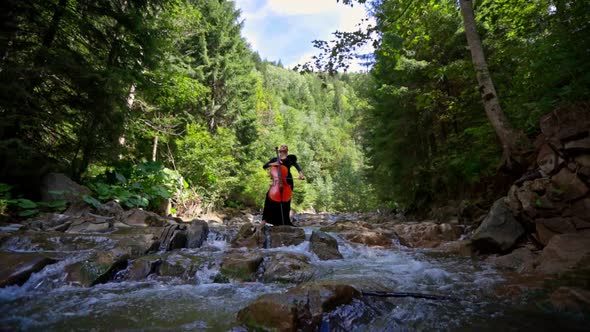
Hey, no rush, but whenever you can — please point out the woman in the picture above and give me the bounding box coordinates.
[262,145,304,226]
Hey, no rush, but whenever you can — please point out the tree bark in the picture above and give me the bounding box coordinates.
[152,136,159,162]
[459,0,528,170]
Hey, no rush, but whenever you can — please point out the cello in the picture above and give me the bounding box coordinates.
[267,147,292,225]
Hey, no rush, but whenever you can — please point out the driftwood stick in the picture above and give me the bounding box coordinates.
[361,290,461,301]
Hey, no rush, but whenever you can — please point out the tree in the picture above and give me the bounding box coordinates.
[458,0,528,170]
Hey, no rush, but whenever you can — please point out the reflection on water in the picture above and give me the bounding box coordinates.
[0,226,586,331]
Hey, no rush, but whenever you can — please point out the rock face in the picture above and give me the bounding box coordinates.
[490,106,590,275]
[471,198,525,253]
[309,231,343,260]
[237,281,361,331]
[511,109,590,235]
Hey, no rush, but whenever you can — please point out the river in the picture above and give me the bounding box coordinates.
[0,220,586,331]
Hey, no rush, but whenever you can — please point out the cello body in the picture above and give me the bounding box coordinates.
[268,163,292,202]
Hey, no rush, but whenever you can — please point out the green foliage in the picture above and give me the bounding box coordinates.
[86,162,183,209]
[176,124,239,208]
[0,0,376,215]
[0,183,67,218]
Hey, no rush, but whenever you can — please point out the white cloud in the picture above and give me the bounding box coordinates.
[234,0,374,71]
[266,0,343,16]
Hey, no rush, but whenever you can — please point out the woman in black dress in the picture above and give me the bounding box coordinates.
[261,145,305,226]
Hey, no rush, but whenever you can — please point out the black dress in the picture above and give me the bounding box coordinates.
[262,155,301,226]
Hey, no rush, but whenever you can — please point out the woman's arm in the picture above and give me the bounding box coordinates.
[289,155,305,180]
[263,157,278,169]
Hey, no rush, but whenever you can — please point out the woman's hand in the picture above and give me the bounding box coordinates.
[298,172,305,180]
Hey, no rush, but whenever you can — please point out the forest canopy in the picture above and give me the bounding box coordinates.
[1,0,588,217]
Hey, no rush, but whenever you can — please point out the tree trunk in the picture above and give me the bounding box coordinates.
[459,0,528,170]
[152,136,158,162]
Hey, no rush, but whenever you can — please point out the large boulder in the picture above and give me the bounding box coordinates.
[64,248,129,287]
[126,255,159,281]
[471,198,525,254]
[237,281,361,331]
[157,252,203,279]
[268,225,305,248]
[219,250,264,282]
[158,223,187,251]
[535,230,590,275]
[0,252,57,287]
[40,173,92,205]
[309,231,343,260]
[259,252,315,283]
[487,247,537,273]
[534,217,577,245]
[231,223,265,249]
[186,219,209,248]
[551,168,589,202]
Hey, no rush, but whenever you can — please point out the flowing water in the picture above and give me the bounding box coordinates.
[0,223,586,331]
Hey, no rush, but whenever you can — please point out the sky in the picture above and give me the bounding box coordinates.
[233,0,373,72]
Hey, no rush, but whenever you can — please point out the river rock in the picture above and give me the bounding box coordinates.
[64,248,129,286]
[40,172,92,205]
[157,252,203,279]
[535,230,590,275]
[116,233,160,257]
[158,223,187,251]
[551,168,589,202]
[66,213,113,233]
[309,230,342,260]
[471,198,525,254]
[231,223,265,249]
[549,287,590,313]
[437,240,474,257]
[220,250,263,282]
[96,200,125,221]
[259,252,315,284]
[268,225,305,248]
[126,255,159,281]
[537,144,561,175]
[535,217,577,245]
[123,208,166,227]
[186,219,209,248]
[392,222,461,248]
[25,213,71,231]
[237,281,361,331]
[487,247,537,273]
[571,198,590,222]
[0,252,57,287]
[539,108,590,141]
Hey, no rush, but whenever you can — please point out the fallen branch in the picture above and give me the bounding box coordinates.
[361,290,461,301]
